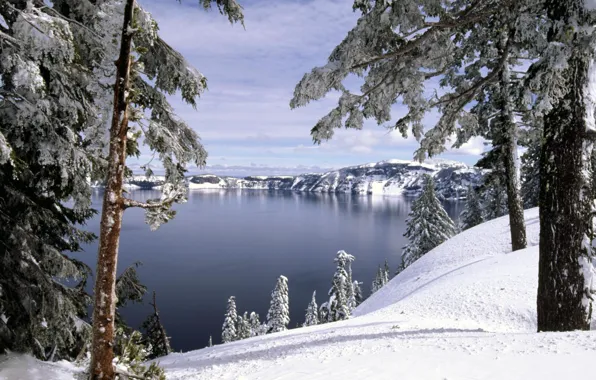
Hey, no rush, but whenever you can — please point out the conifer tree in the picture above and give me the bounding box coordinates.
[266,276,290,333]
[304,291,319,327]
[400,175,456,272]
[248,312,265,337]
[353,281,364,306]
[534,0,596,331]
[371,266,383,294]
[222,296,238,343]
[328,250,354,321]
[236,312,251,340]
[141,292,171,359]
[85,1,244,376]
[383,260,390,284]
[318,303,330,324]
[345,254,357,312]
[0,0,97,360]
[207,336,213,348]
[459,186,484,231]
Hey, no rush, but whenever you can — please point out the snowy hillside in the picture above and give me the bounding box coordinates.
[150,208,596,379]
[5,209,596,380]
[99,159,485,200]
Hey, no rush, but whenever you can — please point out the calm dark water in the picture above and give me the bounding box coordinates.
[73,190,463,352]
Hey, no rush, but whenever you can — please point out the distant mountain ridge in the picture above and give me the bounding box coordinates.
[96,159,486,201]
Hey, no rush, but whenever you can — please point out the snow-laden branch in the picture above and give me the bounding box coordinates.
[122,197,174,210]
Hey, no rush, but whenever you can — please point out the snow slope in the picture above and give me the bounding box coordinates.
[154,208,596,379]
[5,209,596,379]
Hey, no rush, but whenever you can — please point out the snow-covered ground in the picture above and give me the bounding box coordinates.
[3,208,596,379]
[154,208,596,379]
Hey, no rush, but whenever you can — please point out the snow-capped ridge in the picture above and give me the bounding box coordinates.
[91,159,486,200]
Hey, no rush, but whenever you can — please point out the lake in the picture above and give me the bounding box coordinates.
[74,189,464,352]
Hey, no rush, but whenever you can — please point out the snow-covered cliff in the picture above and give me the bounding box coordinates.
[187,159,486,200]
[91,159,486,200]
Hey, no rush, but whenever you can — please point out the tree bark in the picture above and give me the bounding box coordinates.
[497,29,527,252]
[537,0,594,332]
[89,0,135,378]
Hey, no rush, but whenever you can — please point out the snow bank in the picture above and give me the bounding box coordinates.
[156,208,596,379]
[0,353,83,380]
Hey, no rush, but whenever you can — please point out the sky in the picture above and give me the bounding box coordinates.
[135,0,487,176]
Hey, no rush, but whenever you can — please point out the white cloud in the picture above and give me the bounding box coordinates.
[131,0,484,170]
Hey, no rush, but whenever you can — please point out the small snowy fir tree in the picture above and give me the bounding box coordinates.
[248,312,266,337]
[319,302,330,324]
[459,186,484,231]
[345,254,357,312]
[236,312,251,340]
[400,175,456,273]
[266,276,290,333]
[353,281,364,306]
[371,267,380,294]
[328,250,354,321]
[304,291,319,326]
[141,292,171,359]
[112,327,166,380]
[383,260,390,284]
[207,336,213,348]
[222,296,238,343]
[371,266,385,293]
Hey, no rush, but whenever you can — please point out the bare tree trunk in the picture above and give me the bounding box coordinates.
[89,0,135,378]
[497,29,527,252]
[537,0,594,332]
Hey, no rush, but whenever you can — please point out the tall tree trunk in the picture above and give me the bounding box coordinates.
[497,29,527,252]
[537,0,594,332]
[89,0,135,378]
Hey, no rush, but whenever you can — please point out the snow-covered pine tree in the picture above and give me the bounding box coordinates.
[83,1,244,376]
[328,250,354,321]
[304,291,319,327]
[236,312,251,340]
[371,266,383,294]
[141,292,171,359]
[459,186,483,231]
[353,281,364,306]
[222,296,238,343]
[266,276,290,333]
[318,302,330,324]
[383,259,390,284]
[345,253,357,312]
[289,0,530,253]
[400,175,456,272]
[207,336,213,348]
[112,327,166,380]
[532,0,596,331]
[0,0,99,360]
[248,312,265,337]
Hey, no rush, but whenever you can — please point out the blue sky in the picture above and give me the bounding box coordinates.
[136,0,486,176]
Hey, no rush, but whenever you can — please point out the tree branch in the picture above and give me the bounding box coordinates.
[122,197,173,210]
